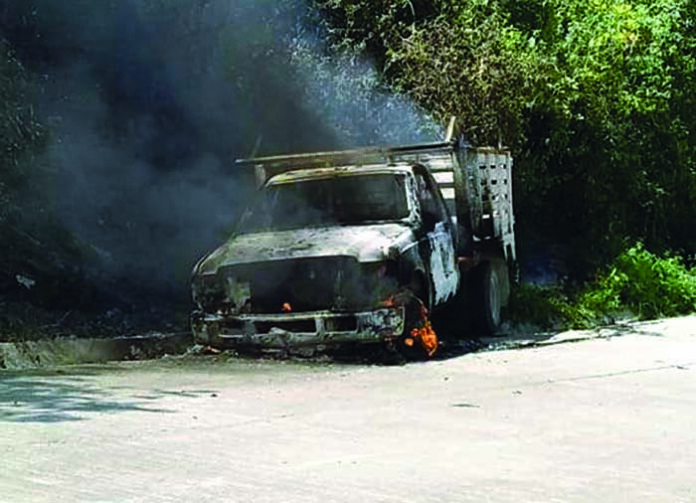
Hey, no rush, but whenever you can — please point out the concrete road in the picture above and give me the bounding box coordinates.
[2,316,695,503]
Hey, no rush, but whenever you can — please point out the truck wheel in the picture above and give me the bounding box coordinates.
[470,261,504,335]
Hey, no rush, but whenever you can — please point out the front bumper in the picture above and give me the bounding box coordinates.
[191,307,406,349]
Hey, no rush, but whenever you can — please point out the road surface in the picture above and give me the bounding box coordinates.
[1,316,695,502]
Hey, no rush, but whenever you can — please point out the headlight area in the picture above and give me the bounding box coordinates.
[192,273,228,312]
[360,260,401,306]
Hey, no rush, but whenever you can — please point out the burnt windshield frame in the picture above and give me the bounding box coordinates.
[237,172,410,233]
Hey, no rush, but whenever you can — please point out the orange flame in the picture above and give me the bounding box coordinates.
[282,302,292,313]
[410,321,438,356]
[409,302,438,356]
[380,296,396,308]
[382,295,438,356]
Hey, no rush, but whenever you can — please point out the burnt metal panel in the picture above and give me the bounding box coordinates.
[219,256,362,313]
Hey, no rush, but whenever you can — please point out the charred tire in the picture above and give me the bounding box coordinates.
[470,261,506,335]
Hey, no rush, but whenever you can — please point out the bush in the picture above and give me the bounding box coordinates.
[510,244,696,330]
[581,243,696,320]
[507,282,575,330]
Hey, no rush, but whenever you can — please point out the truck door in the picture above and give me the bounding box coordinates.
[414,169,459,304]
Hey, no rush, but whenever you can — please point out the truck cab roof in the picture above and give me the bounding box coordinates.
[266,164,413,186]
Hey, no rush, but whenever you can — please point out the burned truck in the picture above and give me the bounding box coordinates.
[191,132,516,357]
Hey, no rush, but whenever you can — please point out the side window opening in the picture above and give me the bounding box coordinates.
[414,169,446,230]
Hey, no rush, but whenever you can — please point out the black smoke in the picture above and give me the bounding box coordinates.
[0,0,439,301]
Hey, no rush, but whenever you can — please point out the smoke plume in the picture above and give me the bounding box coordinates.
[1,0,440,294]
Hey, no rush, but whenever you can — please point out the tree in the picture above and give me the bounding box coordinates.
[517,0,696,265]
[313,0,696,274]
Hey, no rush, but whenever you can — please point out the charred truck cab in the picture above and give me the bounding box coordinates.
[191,128,516,357]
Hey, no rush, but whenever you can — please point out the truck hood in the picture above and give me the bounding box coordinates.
[196,223,414,274]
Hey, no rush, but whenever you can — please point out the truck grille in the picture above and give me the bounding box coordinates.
[221,257,360,314]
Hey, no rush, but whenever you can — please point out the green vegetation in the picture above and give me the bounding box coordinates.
[312,0,696,270]
[509,244,696,329]
[313,0,696,326]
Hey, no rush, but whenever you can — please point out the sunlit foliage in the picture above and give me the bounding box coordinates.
[312,0,696,274]
[509,243,696,328]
